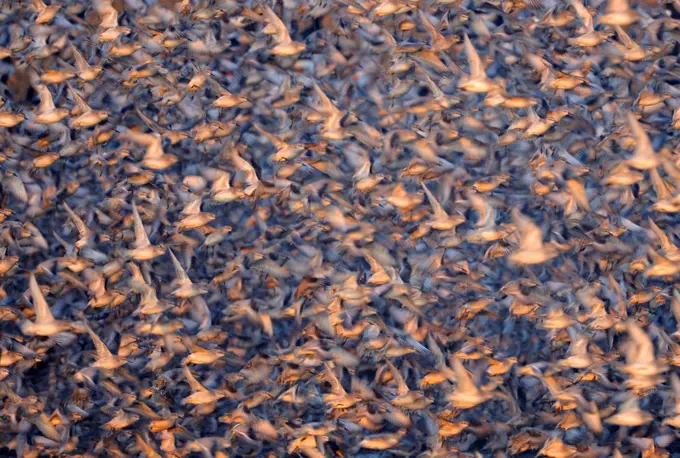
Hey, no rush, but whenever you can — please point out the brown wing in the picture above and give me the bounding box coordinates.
[29,274,55,324]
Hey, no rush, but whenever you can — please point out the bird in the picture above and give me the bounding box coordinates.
[261,5,306,56]
[81,318,127,370]
[509,208,558,265]
[125,202,165,261]
[20,274,75,337]
[459,33,497,93]
[33,84,68,124]
[66,83,108,129]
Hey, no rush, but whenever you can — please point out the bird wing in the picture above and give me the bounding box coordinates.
[29,274,55,324]
[169,249,190,283]
[570,0,593,31]
[183,365,208,393]
[67,83,91,113]
[132,203,152,249]
[37,85,55,112]
[450,356,478,394]
[463,33,485,78]
[421,182,449,221]
[626,321,656,365]
[263,6,292,45]
[513,209,544,252]
[84,321,114,359]
[627,112,655,160]
[63,202,89,240]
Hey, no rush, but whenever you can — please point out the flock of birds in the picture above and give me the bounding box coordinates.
[4,0,680,456]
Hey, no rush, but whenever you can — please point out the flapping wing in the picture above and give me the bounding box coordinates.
[183,365,207,393]
[84,321,114,359]
[513,209,544,252]
[450,356,477,394]
[37,85,55,112]
[29,274,55,324]
[132,203,151,249]
[463,33,484,78]
[626,320,655,365]
[570,0,593,31]
[263,5,292,44]
[169,249,190,283]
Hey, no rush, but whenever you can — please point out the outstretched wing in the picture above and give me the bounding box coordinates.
[84,320,114,359]
[29,274,55,324]
[132,203,151,249]
[463,33,485,78]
